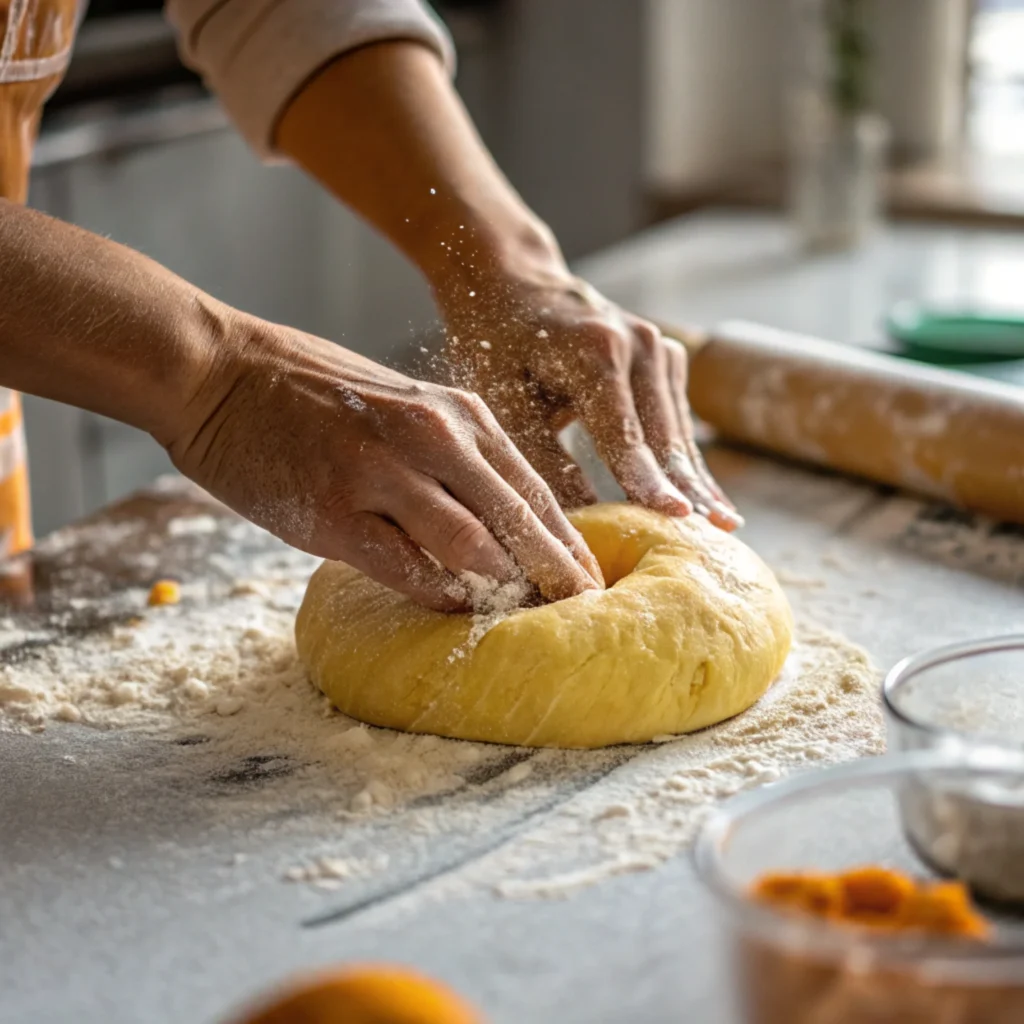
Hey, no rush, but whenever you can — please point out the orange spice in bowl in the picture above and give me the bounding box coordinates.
[693,752,1024,1024]
[736,867,1024,1024]
[751,866,990,939]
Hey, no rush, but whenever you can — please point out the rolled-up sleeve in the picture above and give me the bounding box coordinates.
[165,0,456,159]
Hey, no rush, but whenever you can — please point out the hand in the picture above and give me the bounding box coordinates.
[165,313,602,611]
[439,258,741,530]
[272,40,736,529]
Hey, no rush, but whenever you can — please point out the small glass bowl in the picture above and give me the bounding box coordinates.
[694,750,1024,1024]
[884,635,1024,755]
[884,636,1024,906]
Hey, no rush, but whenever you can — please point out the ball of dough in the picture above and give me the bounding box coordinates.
[295,503,792,749]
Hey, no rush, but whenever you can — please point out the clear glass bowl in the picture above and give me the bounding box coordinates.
[694,751,1024,1024]
[884,636,1024,906]
[884,635,1024,754]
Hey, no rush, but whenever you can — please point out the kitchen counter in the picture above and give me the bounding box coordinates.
[4,212,1024,1023]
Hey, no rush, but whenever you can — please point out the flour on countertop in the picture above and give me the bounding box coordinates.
[166,515,220,538]
[772,569,827,589]
[445,619,884,901]
[282,853,390,891]
[0,509,883,903]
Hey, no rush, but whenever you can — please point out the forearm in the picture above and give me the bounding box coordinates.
[0,200,223,445]
[275,41,566,302]
[274,33,735,529]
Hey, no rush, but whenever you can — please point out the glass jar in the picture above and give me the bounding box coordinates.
[694,750,1024,1024]
[788,0,889,250]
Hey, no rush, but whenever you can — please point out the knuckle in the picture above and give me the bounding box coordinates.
[495,493,535,540]
[663,335,688,360]
[319,477,360,522]
[410,401,455,436]
[437,386,483,421]
[405,379,431,400]
[621,417,646,449]
[632,321,662,358]
[580,325,629,370]
[443,515,492,564]
[664,337,690,373]
[521,476,558,518]
[458,389,491,420]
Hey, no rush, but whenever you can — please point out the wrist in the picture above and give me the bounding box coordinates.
[414,200,569,306]
[148,296,248,452]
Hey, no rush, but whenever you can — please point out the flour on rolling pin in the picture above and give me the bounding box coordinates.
[684,321,1024,525]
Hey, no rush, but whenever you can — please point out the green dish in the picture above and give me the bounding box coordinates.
[886,302,1024,364]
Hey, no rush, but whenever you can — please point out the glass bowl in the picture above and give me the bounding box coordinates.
[884,635,1024,754]
[884,636,1024,905]
[694,750,1024,1024]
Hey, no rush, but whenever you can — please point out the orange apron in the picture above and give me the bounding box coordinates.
[0,0,81,555]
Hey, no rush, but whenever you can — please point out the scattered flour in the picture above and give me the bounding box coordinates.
[166,515,220,538]
[283,854,389,891]
[439,619,884,901]
[0,505,884,904]
[0,587,882,905]
[772,568,827,589]
[451,570,531,658]
[34,519,144,558]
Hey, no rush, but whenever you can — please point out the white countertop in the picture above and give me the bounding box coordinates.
[4,210,1024,1024]
[578,209,1024,356]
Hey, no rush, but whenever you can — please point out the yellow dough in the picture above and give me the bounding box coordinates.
[295,503,792,749]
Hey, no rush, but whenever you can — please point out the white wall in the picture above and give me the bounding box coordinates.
[645,0,789,191]
[645,0,972,193]
[492,0,648,258]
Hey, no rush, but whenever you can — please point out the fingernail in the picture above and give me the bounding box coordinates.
[713,505,745,531]
[665,496,695,518]
[660,479,693,509]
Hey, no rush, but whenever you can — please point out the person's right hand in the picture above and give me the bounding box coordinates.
[164,311,602,612]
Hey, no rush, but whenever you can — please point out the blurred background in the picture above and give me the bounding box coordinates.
[22,0,1024,536]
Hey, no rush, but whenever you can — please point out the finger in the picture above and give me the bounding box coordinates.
[483,385,599,512]
[684,436,742,520]
[476,424,604,587]
[664,340,743,530]
[458,391,603,588]
[511,424,599,511]
[379,471,521,582]
[440,452,602,603]
[327,511,470,612]
[630,323,732,528]
[573,339,692,517]
[629,320,686,466]
[664,339,740,512]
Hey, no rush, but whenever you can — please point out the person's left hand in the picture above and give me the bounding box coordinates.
[440,260,741,531]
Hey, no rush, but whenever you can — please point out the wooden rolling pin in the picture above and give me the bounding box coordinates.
[655,319,1024,525]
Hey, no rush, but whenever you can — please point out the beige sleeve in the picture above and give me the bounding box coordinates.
[164,0,456,159]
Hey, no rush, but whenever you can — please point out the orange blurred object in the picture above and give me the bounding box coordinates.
[231,965,485,1024]
[147,579,182,607]
[751,865,989,939]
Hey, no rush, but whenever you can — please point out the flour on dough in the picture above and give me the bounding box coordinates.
[295,504,793,748]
